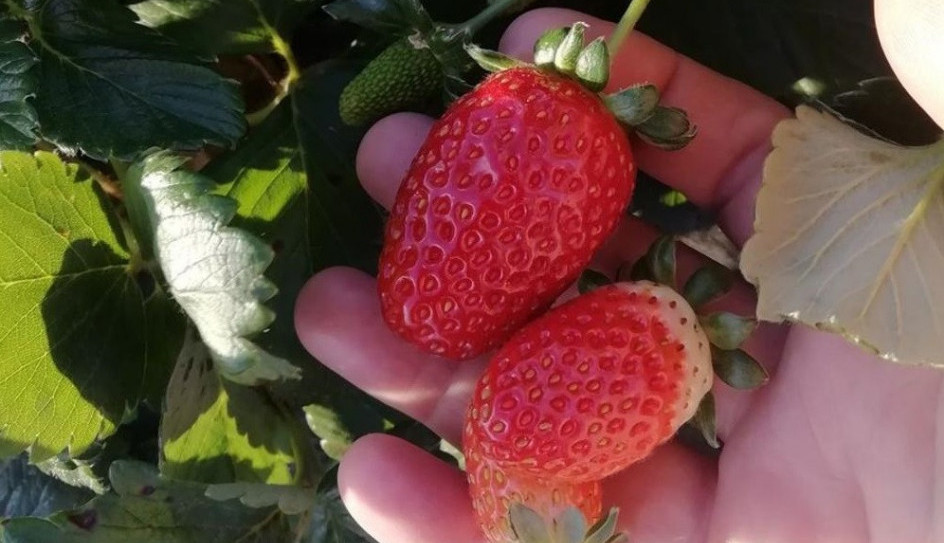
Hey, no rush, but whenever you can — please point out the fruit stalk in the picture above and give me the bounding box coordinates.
[458,0,537,35]
[607,0,653,56]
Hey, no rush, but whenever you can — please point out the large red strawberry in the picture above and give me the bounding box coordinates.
[466,280,713,483]
[464,423,603,542]
[377,24,695,360]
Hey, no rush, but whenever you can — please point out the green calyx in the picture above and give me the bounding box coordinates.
[468,23,612,94]
[465,23,695,151]
[509,504,628,543]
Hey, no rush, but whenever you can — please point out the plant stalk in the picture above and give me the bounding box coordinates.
[607,0,652,58]
[460,0,535,35]
[271,33,301,89]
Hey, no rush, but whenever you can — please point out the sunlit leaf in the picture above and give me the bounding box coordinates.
[160,329,299,484]
[0,151,182,461]
[123,152,300,384]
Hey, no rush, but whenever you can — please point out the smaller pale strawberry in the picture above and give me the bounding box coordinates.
[467,281,713,484]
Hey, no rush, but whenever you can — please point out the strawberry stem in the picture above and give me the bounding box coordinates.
[607,0,653,58]
[461,0,535,35]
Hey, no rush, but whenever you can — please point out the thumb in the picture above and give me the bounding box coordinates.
[875,0,944,130]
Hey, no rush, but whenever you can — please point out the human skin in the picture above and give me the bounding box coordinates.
[295,4,944,542]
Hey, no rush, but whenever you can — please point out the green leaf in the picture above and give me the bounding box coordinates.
[205,482,315,515]
[160,329,299,485]
[130,0,318,55]
[323,0,433,35]
[0,454,94,518]
[0,17,37,150]
[204,63,393,460]
[10,0,244,160]
[303,405,353,461]
[712,348,769,390]
[123,152,300,384]
[0,461,291,542]
[206,99,311,367]
[741,106,944,367]
[0,151,182,461]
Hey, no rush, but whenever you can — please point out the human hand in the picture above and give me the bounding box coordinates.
[295,6,944,542]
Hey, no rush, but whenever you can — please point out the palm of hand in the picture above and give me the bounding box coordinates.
[295,8,944,543]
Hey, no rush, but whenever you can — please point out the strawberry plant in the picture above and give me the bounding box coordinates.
[0,0,939,541]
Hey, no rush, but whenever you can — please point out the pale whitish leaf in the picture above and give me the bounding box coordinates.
[205,482,314,515]
[35,455,107,495]
[160,328,299,484]
[0,17,37,150]
[11,0,244,160]
[0,151,182,461]
[0,461,291,542]
[741,106,944,366]
[0,454,93,517]
[123,152,300,384]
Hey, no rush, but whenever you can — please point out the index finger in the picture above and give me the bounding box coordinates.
[500,9,790,246]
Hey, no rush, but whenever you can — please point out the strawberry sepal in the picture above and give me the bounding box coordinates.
[508,503,629,543]
[711,347,770,389]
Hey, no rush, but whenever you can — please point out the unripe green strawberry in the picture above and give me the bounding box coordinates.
[339,37,442,126]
